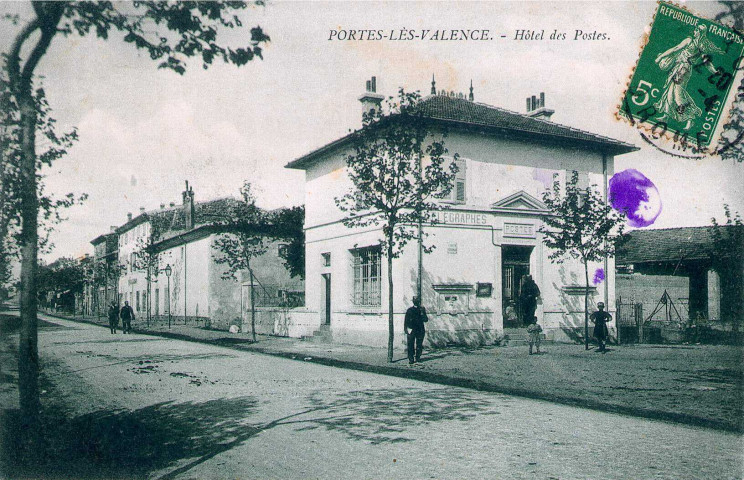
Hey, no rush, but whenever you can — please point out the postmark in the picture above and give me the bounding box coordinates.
[617,2,744,156]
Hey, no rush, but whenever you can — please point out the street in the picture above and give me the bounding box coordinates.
[27,315,744,479]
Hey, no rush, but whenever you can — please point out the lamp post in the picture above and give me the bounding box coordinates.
[163,265,172,329]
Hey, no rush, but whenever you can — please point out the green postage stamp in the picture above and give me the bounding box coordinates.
[618,2,744,155]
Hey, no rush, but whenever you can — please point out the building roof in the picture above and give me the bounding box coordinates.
[615,226,731,265]
[286,94,638,170]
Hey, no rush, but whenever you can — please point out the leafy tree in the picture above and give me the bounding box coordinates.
[212,182,267,341]
[4,1,269,441]
[709,205,743,336]
[132,224,163,326]
[271,206,305,279]
[336,89,458,363]
[714,1,744,161]
[539,171,627,350]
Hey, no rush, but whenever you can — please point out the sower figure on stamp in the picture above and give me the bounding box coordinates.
[404,296,428,365]
[107,301,119,334]
[120,301,135,334]
[590,302,612,353]
[520,275,540,326]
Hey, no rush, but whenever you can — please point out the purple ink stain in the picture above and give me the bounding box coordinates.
[609,169,662,228]
[593,268,605,285]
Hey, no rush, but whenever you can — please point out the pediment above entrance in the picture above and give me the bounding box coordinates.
[490,190,547,212]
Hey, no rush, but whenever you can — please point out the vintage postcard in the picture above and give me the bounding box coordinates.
[0,2,741,479]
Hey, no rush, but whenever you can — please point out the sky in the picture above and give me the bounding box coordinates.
[0,1,742,262]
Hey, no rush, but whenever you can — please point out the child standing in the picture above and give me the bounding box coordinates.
[527,320,543,355]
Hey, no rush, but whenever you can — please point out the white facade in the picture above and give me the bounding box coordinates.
[289,93,635,348]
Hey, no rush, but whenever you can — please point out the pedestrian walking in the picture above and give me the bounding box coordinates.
[527,320,542,355]
[404,296,428,364]
[107,301,119,334]
[520,275,540,326]
[120,301,135,334]
[590,302,611,352]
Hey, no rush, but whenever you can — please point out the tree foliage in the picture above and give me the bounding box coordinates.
[539,171,627,349]
[4,0,270,442]
[709,205,743,334]
[714,1,744,161]
[336,89,459,362]
[337,89,458,258]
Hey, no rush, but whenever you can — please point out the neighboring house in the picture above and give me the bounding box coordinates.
[114,182,303,331]
[615,226,740,325]
[285,77,638,348]
[88,229,119,315]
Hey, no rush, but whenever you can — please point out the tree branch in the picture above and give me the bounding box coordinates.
[19,3,65,89]
[6,17,40,90]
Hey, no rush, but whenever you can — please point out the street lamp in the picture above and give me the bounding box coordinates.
[163,264,172,329]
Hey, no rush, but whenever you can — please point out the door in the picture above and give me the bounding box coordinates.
[502,245,533,328]
[321,274,331,325]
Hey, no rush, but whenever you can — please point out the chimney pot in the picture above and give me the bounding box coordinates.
[366,80,371,92]
[139,207,145,213]
[127,212,132,221]
[169,202,175,208]
[540,92,545,108]
[160,203,165,209]
[526,97,531,112]
[110,226,117,233]
[371,76,377,93]
[531,95,537,111]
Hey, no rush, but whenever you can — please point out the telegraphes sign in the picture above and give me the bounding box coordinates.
[433,211,489,226]
[617,2,744,154]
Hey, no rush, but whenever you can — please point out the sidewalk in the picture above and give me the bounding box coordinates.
[44,311,743,433]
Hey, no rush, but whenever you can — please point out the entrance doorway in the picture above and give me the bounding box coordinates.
[502,245,533,328]
[321,274,331,325]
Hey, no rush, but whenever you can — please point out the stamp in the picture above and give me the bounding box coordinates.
[617,2,744,156]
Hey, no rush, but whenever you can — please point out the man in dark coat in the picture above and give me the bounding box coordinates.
[404,296,428,364]
[590,302,612,352]
[107,301,119,334]
[120,300,135,334]
[520,275,540,326]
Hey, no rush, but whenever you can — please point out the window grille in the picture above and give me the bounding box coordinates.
[351,246,382,306]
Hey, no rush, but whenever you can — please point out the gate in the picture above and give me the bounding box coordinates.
[616,296,643,344]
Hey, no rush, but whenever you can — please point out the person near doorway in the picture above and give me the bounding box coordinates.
[591,302,612,352]
[120,301,135,334]
[404,296,428,364]
[527,320,542,355]
[107,301,119,334]
[520,275,540,326]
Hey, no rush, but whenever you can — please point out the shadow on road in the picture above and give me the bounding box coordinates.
[295,386,499,445]
[2,385,499,478]
[2,396,260,479]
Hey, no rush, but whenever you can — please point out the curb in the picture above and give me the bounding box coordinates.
[45,312,742,434]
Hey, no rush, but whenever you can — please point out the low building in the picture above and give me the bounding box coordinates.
[285,77,638,348]
[114,182,304,331]
[615,226,742,337]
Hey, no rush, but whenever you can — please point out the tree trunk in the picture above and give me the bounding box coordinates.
[387,241,394,363]
[250,268,256,342]
[17,90,41,439]
[584,260,589,350]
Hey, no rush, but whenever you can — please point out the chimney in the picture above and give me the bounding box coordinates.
[182,180,195,229]
[526,91,555,120]
[431,74,436,95]
[127,212,132,222]
[160,203,165,209]
[469,80,474,102]
[110,226,117,233]
[139,207,145,214]
[358,76,384,121]
[169,202,175,208]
